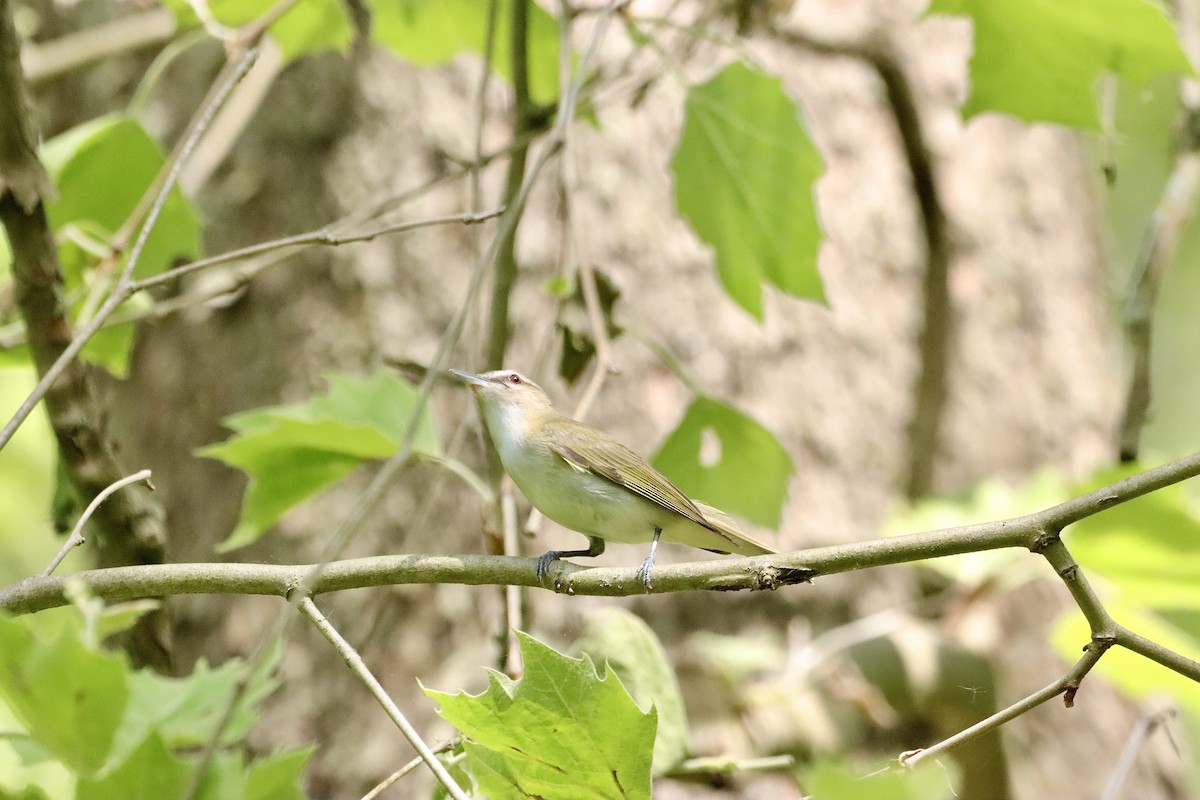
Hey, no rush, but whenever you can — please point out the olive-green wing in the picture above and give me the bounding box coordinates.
[545,420,714,531]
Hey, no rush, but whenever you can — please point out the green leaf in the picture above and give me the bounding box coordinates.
[671,61,825,319]
[426,632,656,800]
[200,371,440,549]
[0,615,128,775]
[40,114,203,375]
[929,0,1192,129]
[76,732,188,800]
[42,114,202,283]
[244,746,315,800]
[1068,464,1200,610]
[160,0,352,62]
[111,644,282,769]
[93,600,162,642]
[370,0,562,106]
[652,396,792,529]
[0,739,66,800]
[576,608,688,775]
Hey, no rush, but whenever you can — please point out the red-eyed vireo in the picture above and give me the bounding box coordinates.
[451,369,775,588]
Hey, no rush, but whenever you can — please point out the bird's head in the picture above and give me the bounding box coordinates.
[449,369,554,425]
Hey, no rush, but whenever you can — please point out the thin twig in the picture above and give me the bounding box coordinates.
[501,490,524,677]
[299,597,470,800]
[132,207,507,292]
[360,737,463,800]
[665,754,795,778]
[1118,0,1200,460]
[235,0,303,49]
[1099,708,1180,800]
[0,208,507,350]
[42,469,154,576]
[21,8,177,84]
[415,453,495,505]
[900,641,1109,767]
[0,47,259,451]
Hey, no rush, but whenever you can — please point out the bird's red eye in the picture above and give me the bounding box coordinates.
[508,373,523,385]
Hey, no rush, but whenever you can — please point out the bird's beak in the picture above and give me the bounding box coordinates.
[449,368,489,389]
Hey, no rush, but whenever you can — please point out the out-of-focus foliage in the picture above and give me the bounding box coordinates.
[0,369,57,583]
[39,115,202,376]
[161,0,352,62]
[426,632,656,800]
[200,371,440,551]
[370,0,562,106]
[799,758,958,800]
[0,596,308,800]
[883,469,1068,587]
[670,61,825,319]
[929,0,1191,129]
[653,396,793,530]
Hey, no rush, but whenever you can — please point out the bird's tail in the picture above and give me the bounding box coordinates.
[695,501,776,556]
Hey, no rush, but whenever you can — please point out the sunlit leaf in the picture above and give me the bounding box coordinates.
[200,372,440,550]
[161,0,352,62]
[243,746,315,800]
[652,396,791,529]
[0,615,127,775]
[671,61,824,319]
[40,114,203,375]
[370,0,561,106]
[929,0,1191,129]
[42,114,202,283]
[76,732,188,800]
[577,608,688,775]
[426,632,656,800]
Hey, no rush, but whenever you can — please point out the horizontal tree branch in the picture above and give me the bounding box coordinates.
[0,522,1032,615]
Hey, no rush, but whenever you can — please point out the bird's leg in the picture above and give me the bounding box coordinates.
[635,527,662,591]
[535,536,606,581]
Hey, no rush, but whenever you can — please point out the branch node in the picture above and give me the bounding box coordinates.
[1030,530,1060,553]
[756,565,817,591]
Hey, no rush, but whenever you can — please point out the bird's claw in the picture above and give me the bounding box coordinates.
[535,551,561,582]
[635,557,654,591]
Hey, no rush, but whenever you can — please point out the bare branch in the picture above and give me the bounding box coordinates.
[300,597,471,800]
[43,469,154,576]
[131,207,507,292]
[1100,708,1180,800]
[360,738,462,800]
[21,8,176,84]
[900,641,1108,768]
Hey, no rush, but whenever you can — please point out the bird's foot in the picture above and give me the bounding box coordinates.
[535,538,606,584]
[535,551,564,582]
[635,555,654,591]
[636,528,662,592]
